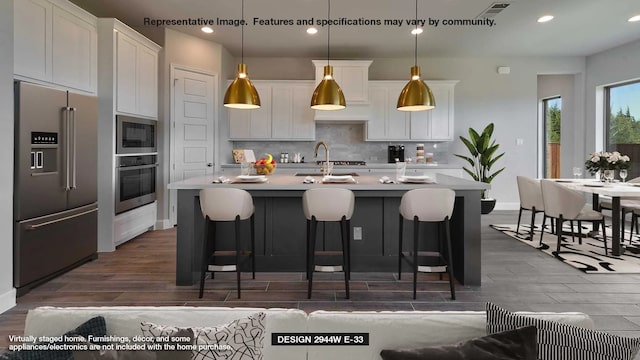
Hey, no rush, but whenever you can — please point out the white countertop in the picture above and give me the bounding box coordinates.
[220,162,462,169]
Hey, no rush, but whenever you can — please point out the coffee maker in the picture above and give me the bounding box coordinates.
[387,145,405,163]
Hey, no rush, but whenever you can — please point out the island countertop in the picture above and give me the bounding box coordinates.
[170,172,487,288]
[168,173,489,191]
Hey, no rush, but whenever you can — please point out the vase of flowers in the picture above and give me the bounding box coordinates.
[585,151,630,181]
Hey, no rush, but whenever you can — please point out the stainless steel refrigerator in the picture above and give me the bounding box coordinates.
[14,81,98,295]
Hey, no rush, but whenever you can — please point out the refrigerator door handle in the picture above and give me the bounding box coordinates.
[63,107,71,191]
[70,107,77,189]
[25,207,98,230]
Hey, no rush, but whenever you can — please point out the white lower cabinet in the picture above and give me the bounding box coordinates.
[229,80,315,140]
[113,202,157,247]
[366,80,457,141]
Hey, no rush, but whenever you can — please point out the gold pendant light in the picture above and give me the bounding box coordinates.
[224,0,260,109]
[310,0,346,110]
[397,0,435,111]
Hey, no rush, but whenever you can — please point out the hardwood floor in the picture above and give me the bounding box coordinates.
[2,210,640,351]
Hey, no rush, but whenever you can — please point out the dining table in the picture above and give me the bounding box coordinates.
[558,179,640,256]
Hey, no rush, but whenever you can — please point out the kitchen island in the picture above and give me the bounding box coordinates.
[168,173,488,286]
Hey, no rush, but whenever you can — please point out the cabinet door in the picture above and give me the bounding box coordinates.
[429,85,454,140]
[366,86,387,140]
[51,5,96,92]
[271,86,293,139]
[14,0,52,81]
[367,84,409,141]
[228,108,251,139]
[248,84,272,138]
[116,32,137,115]
[137,45,158,118]
[386,85,410,140]
[410,110,431,140]
[290,84,315,139]
[334,66,368,103]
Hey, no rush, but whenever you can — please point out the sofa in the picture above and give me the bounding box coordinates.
[18,306,597,360]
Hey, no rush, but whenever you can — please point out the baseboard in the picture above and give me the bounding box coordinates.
[495,202,520,211]
[155,219,174,230]
[0,287,16,314]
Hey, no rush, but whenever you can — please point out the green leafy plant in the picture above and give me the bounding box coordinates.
[454,123,505,199]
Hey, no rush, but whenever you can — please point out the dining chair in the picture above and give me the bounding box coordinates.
[599,176,640,243]
[540,180,608,255]
[516,176,554,242]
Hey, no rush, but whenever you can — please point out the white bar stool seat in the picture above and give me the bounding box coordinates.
[303,188,355,299]
[398,188,456,300]
[198,188,256,299]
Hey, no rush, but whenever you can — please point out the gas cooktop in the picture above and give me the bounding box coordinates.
[315,160,367,166]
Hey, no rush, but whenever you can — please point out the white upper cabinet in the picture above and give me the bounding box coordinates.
[366,80,458,141]
[113,23,160,118]
[229,81,315,141]
[14,0,97,93]
[312,60,372,121]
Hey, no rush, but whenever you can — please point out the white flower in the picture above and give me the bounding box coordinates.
[591,155,600,162]
[622,155,630,162]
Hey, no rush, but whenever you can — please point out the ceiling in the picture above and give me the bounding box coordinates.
[70,0,640,58]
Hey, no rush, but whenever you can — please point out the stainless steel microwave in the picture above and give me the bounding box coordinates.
[116,115,157,154]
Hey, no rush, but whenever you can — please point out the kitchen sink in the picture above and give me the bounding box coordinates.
[294,172,359,176]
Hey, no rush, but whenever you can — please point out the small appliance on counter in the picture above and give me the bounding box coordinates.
[388,145,405,163]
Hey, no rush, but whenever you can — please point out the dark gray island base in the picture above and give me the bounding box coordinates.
[168,174,488,287]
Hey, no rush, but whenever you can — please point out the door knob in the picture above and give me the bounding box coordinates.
[207,163,213,167]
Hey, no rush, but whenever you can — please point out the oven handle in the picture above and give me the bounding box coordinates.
[117,164,159,171]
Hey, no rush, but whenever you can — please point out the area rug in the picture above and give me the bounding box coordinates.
[490,223,640,273]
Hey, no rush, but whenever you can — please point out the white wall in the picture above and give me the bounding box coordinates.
[585,39,640,154]
[0,0,16,312]
[159,29,225,224]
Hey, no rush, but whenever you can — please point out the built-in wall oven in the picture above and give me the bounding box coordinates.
[116,115,157,154]
[115,155,157,214]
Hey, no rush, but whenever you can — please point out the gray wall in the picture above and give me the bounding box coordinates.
[0,0,16,312]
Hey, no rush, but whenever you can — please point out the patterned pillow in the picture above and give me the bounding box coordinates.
[486,302,640,360]
[380,325,537,360]
[140,312,265,360]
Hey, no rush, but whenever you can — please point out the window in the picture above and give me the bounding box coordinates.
[606,81,640,179]
[543,97,561,178]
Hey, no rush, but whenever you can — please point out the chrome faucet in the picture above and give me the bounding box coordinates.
[314,141,330,175]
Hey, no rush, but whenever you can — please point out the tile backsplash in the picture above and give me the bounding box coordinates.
[231,123,451,164]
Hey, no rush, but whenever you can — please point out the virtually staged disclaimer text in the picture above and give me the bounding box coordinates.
[142,17,496,28]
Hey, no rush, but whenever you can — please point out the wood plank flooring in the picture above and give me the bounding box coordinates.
[2,210,640,351]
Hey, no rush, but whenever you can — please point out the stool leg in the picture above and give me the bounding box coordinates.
[308,217,317,299]
[413,216,419,300]
[199,217,211,299]
[398,214,403,280]
[251,214,256,280]
[340,216,349,299]
[306,219,310,280]
[235,215,242,299]
[445,217,456,300]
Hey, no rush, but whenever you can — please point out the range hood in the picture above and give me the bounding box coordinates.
[312,60,372,122]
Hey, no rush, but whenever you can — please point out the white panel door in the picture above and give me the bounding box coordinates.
[137,45,158,118]
[116,32,137,115]
[14,0,52,81]
[171,69,216,223]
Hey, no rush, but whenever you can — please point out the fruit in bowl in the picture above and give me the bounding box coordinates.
[254,154,276,175]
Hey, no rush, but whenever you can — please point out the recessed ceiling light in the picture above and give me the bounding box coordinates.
[537,15,554,23]
[201,26,214,34]
[306,27,318,34]
[411,28,423,35]
[629,15,640,22]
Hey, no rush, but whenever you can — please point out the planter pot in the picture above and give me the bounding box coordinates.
[481,198,497,214]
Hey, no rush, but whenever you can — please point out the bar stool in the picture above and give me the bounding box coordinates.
[303,188,355,299]
[198,188,255,299]
[398,188,456,300]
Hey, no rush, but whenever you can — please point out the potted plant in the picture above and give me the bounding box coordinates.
[454,123,505,214]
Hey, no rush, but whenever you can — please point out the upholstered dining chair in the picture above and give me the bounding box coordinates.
[599,176,640,243]
[540,180,608,255]
[516,176,554,242]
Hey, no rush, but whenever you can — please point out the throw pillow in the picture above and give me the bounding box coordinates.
[72,328,194,360]
[0,316,107,360]
[379,325,537,360]
[140,311,266,360]
[486,302,640,360]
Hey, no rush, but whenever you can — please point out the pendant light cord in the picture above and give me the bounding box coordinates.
[327,0,331,66]
[414,0,418,67]
[241,0,245,63]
